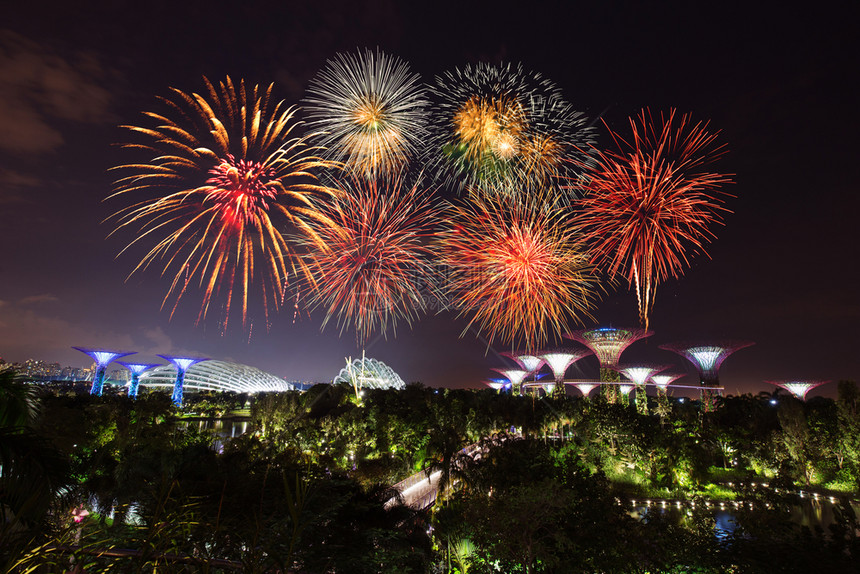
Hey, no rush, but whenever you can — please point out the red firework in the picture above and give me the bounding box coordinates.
[575,109,732,329]
[301,176,439,344]
[440,189,599,351]
[110,77,339,330]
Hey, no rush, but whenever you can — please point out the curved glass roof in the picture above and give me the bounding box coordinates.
[139,360,296,394]
[333,357,406,390]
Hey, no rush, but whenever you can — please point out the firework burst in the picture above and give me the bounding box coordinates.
[300,176,439,344]
[426,62,595,195]
[575,109,732,330]
[439,186,600,351]
[304,49,429,178]
[110,76,340,329]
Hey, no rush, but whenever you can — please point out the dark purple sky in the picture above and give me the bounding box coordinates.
[1,1,858,397]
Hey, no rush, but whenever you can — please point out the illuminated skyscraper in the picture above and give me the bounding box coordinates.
[659,341,754,410]
[157,355,208,407]
[765,380,829,401]
[72,347,135,396]
[117,361,161,399]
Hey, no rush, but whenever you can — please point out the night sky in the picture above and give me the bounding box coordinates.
[1,1,858,397]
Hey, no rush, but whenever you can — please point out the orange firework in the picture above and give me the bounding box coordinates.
[439,186,599,351]
[575,109,732,329]
[301,176,440,344]
[110,77,340,329]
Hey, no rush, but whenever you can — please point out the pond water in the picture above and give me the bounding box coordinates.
[632,495,860,538]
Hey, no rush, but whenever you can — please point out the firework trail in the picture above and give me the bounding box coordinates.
[426,62,595,197]
[304,49,429,178]
[439,184,600,351]
[110,76,340,329]
[300,175,440,344]
[574,109,732,329]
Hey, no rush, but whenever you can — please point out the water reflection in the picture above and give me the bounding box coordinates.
[631,497,860,538]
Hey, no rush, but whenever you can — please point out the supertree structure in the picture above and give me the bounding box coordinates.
[539,348,592,398]
[502,351,546,375]
[617,364,667,415]
[565,327,652,403]
[73,347,136,396]
[158,355,208,407]
[492,368,529,396]
[569,380,601,398]
[116,361,161,399]
[617,382,635,406]
[650,372,684,418]
[766,380,830,401]
[659,341,754,410]
[650,372,685,391]
[485,379,509,392]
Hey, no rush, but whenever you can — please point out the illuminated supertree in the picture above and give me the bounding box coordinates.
[659,341,754,410]
[485,379,509,392]
[564,327,652,403]
[574,109,732,329]
[570,380,601,398]
[426,62,595,193]
[502,351,546,375]
[110,76,339,330]
[73,348,135,396]
[440,191,599,351]
[766,380,830,401]
[304,49,429,178]
[116,361,161,399]
[492,368,529,396]
[157,355,208,407]
[539,348,592,398]
[300,175,439,344]
[650,372,685,392]
[617,364,667,415]
[617,382,635,406]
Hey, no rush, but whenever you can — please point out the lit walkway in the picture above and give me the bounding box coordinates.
[388,442,485,510]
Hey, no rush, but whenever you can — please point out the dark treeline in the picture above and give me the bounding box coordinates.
[2,371,860,572]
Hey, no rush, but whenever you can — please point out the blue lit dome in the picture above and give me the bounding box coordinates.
[140,360,295,394]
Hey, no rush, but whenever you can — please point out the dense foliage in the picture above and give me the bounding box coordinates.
[2,375,859,572]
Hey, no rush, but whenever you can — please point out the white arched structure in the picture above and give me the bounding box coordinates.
[333,357,406,390]
[139,360,296,394]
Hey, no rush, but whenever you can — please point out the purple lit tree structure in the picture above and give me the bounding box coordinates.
[116,361,161,399]
[659,341,754,410]
[492,368,529,396]
[565,327,652,403]
[503,352,545,376]
[650,372,684,416]
[617,382,635,406]
[617,364,667,414]
[766,380,829,401]
[570,380,600,398]
[650,372,685,392]
[158,355,208,407]
[485,378,509,392]
[73,347,136,396]
[539,348,592,398]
